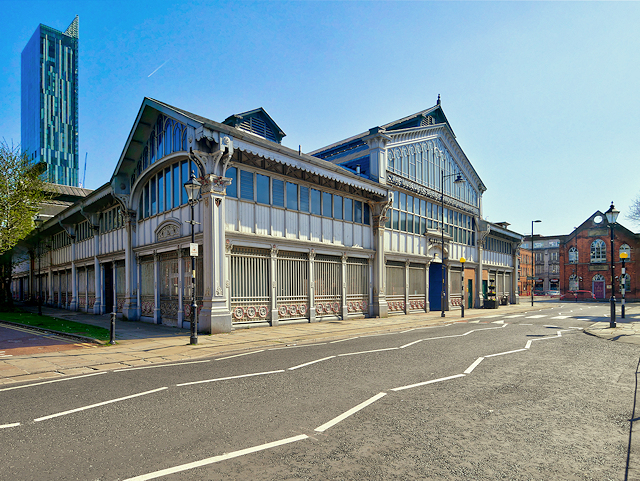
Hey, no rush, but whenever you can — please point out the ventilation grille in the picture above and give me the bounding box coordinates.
[239,117,278,142]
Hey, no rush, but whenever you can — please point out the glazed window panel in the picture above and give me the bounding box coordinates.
[272,179,285,207]
[354,201,362,224]
[256,174,270,204]
[181,161,189,204]
[150,176,157,216]
[334,196,343,220]
[300,186,310,213]
[164,168,171,210]
[158,171,164,212]
[172,163,180,208]
[226,167,237,198]
[310,189,321,215]
[590,239,606,263]
[286,182,298,210]
[344,198,353,222]
[322,192,332,217]
[364,203,370,225]
[240,170,254,201]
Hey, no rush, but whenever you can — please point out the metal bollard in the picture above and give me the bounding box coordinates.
[110,312,116,345]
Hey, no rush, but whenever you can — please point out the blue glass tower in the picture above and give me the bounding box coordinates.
[21,16,79,186]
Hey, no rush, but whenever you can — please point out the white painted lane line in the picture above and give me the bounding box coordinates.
[338,347,399,357]
[504,314,525,318]
[520,323,533,326]
[114,360,211,372]
[34,387,168,422]
[123,434,309,481]
[360,332,398,338]
[551,316,570,319]
[468,320,481,324]
[491,320,505,324]
[267,343,327,351]
[176,370,284,387]
[0,422,20,429]
[568,327,583,330]
[216,350,265,360]
[315,392,387,432]
[574,318,590,321]
[0,372,107,392]
[485,349,528,358]
[526,315,547,319]
[329,337,360,343]
[391,374,465,392]
[288,356,336,371]
[481,315,503,319]
[464,357,484,374]
[400,339,423,349]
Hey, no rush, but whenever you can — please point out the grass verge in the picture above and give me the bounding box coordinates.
[0,310,111,342]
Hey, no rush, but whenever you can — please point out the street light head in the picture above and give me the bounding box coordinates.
[453,173,464,184]
[620,252,629,260]
[533,220,541,223]
[460,257,466,264]
[184,171,202,202]
[605,202,619,224]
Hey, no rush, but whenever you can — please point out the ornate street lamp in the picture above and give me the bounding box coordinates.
[184,171,202,345]
[531,220,541,306]
[440,171,464,317]
[605,202,619,328]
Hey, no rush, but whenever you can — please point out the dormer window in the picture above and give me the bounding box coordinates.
[420,116,435,126]
[239,116,277,142]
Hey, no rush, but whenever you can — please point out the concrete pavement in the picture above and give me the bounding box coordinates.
[0,300,637,386]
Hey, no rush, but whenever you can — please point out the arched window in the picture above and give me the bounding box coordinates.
[174,123,181,153]
[182,128,188,151]
[142,146,148,171]
[157,130,163,162]
[569,246,579,264]
[569,274,579,291]
[620,244,631,260]
[164,119,173,157]
[149,133,156,165]
[590,239,606,263]
[388,149,395,172]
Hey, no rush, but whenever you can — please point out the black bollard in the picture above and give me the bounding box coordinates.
[110,312,116,345]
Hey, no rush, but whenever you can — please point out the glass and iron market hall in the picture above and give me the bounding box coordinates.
[21,16,79,186]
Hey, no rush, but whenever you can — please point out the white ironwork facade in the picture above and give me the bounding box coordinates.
[12,97,521,333]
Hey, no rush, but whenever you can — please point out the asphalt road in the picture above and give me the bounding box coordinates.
[1,302,639,480]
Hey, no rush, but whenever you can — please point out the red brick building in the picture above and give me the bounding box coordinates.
[518,247,533,297]
[559,211,639,301]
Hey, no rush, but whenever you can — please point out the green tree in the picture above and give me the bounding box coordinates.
[0,141,48,306]
[0,141,47,255]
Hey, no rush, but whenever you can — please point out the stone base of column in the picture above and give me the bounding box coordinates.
[373,298,388,318]
[93,301,102,315]
[199,303,232,333]
[69,299,78,311]
[342,305,349,320]
[270,308,279,327]
[154,308,162,325]
[309,307,317,322]
[122,300,139,321]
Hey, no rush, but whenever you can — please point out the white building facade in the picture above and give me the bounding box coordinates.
[12,97,522,333]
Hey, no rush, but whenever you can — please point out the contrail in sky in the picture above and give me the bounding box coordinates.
[148,60,169,78]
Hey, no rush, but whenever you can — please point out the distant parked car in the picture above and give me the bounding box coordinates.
[547,290,560,296]
[559,290,596,301]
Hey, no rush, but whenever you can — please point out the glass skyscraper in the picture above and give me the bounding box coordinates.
[21,16,79,187]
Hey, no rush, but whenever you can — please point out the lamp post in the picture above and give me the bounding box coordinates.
[620,251,628,319]
[34,217,43,316]
[460,257,466,318]
[531,220,541,306]
[440,170,465,317]
[184,171,202,345]
[605,202,619,329]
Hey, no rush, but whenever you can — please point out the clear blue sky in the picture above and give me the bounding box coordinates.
[2,0,639,237]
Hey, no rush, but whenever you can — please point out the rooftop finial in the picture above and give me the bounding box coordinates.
[437,94,441,105]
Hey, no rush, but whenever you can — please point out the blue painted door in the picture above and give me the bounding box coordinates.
[429,263,444,311]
